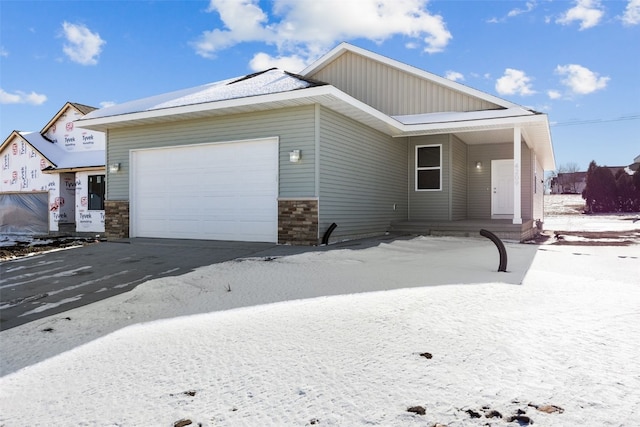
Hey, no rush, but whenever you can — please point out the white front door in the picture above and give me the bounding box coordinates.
[491,159,514,217]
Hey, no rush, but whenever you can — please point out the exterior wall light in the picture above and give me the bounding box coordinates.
[109,163,121,173]
[476,161,482,169]
[289,150,301,163]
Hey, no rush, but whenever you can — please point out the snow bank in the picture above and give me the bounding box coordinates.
[1,236,639,426]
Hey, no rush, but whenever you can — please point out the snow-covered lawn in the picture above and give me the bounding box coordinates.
[1,228,639,426]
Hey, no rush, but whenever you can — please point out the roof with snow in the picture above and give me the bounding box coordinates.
[82,69,326,121]
[12,131,104,171]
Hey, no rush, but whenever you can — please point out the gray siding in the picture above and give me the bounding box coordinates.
[467,141,533,220]
[451,135,468,220]
[409,135,450,221]
[318,107,408,241]
[106,107,317,200]
[308,51,500,116]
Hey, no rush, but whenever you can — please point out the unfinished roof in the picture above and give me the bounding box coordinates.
[8,131,105,170]
[40,102,98,135]
[82,69,326,121]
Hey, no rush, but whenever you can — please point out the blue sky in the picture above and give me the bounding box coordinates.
[1,0,638,171]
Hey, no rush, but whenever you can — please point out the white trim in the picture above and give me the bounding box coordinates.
[129,136,279,153]
[491,159,515,219]
[415,144,442,192]
[277,197,319,201]
[314,104,320,198]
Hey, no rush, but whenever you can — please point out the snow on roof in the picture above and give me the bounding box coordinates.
[392,107,536,125]
[83,69,325,120]
[21,132,104,169]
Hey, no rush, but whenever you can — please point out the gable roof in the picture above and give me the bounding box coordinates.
[77,43,554,169]
[0,131,105,171]
[40,102,98,135]
[301,42,520,111]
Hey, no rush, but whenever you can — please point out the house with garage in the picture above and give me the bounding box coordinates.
[76,43,555,245]
[0,102,106,235]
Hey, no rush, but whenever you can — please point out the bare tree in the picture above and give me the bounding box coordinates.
[556,162,582,193]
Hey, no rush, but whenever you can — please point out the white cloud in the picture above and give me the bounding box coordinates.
[99,101,116,108]
[0,46,8,57]
[547,89,562,100]
[495,68,535,96]
[0,88,47,105]
[622,0,640,25]
[61,22,106,65]
[556,0,604,30]
[249,52,308,73]
[445,70,464,82]
[508,1,537,18]
[488,1,536,23]
[555,64,609,95]
[193,0,452,66]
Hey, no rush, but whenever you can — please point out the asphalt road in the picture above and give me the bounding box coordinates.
[0,236,394,331]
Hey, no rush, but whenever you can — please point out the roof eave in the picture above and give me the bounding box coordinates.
[42,165,105,174]
[75,85,402,134]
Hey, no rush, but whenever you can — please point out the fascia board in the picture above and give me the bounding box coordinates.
[301,42,519,109]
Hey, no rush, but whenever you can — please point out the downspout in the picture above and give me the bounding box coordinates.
[448,135,453,221]
[315,104,321,241]
[407,136,411,220]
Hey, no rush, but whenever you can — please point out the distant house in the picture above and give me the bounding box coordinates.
[629,154,640,172]
[77,43,555,244]
[0,102,106,235]
[550,166,631,195]
[550,172,587,194]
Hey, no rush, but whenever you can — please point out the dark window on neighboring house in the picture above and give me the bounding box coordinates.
[416,145,442,191]
[88,175,105,210]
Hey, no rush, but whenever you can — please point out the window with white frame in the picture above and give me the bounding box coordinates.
[416,145,442,191]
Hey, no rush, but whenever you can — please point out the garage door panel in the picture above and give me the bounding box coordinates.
[132,139,278,242]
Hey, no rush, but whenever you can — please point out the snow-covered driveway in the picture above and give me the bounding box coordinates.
[1,231,639,426]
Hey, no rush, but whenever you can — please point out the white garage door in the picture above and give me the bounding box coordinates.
[131,138,278,242]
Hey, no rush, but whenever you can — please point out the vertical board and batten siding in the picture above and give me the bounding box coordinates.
[408,135,450,221]
[467,141,533,220]
[318,107,408,241]
[450,135,468,220]
[308,51,501,116]
[106,107,317,201]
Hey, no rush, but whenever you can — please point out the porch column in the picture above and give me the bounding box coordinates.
[513,126,522,224]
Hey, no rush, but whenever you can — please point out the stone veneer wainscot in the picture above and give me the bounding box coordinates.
[278,199,319,245]
[104,200,129,239]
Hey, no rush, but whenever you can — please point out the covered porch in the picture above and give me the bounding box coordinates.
[390,218,539,242]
